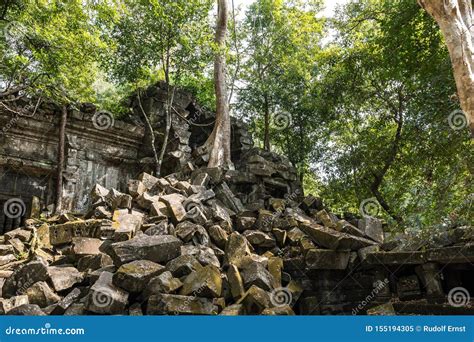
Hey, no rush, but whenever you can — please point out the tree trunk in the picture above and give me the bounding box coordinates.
[207,0,233,169]
[418,0,474,135]
[263,94,270,151]
[370,113,404,225]
[137,91,160,176]
[55,105,67,214]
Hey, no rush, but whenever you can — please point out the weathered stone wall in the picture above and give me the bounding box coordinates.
[0,105,144,220]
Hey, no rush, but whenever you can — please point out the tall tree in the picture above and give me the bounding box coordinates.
[418,0,474,135]
[107,0,213,175]
[206,0,233,168]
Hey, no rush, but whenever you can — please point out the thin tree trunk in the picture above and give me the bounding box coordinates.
[157,83,175,176]
[55,105,67,214]
[370,112,404,224]
[418,0,474,135]
[137,90,160,176]
[207,0,233,169]
[263,94,270,151]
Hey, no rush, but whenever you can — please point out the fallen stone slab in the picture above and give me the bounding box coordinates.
[110,235,182,265]
[316,209,337,229]
[358,217,384,243]
[49,219,105,245]
[159,194,187,223]
[241,262,274,291]
[112,209,144,241]
[208,225,229,249]
[26,281,61,308]
[0,244,15,256]
[336,220,364,237]
[243,230,276,248]
[77,253,113,272]
[6,304,46,316]
[70,237,103,256]
[180,265,222,298]
[0,295,29,314]
[147,294,217,315]
[300,223,376,250]
[50,288,82,315]
[237,285,272,314]
[113,260,165,293]
[227,264,245,299]
[86,271,129,315]
[225,232,250,267]
[262,306,295,315]
[4,228,32,242]
[364,251,426,265]
[367,303,396,315]
[166,255,203,278]
[220,303,245,315]
[145,271,183,295]
[305,249,350,270]
[181,245,220,268]
[2,260,49,298]
[47,266,84,292]
[0,254,16,266]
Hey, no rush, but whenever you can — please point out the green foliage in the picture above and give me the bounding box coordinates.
[104,0,214,88]
[0,0,114,103]
[0,0,471,231]
[313,0,473,230]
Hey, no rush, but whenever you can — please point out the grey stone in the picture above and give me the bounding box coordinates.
[26,281,61,308]
[159,194,187,223]
[336,220,364,237]
[166,255,203,278]
[145,271,183,295]
[77,253,113,272]
[7,304,46,316]
[236,285,271,314]
[208,225,228,249]
[113,260,165,293]
[241,262,274,291]
[47,266,84,292]
[225,232,250,267]
[147,294,217,315]
[227,264,245,299]
[50,288,82,315]
[305,249,350,270]
[86,272,129,314]
[236,216,256,232]
[110,235,182,265]
[0,295,29,314]
[2,260,49,298]
[180,265,222,298]
[359,217,384,243]
[215,182,244,214]
[243,230,276,248]
[71,237,103,256]
[181,245,220,268]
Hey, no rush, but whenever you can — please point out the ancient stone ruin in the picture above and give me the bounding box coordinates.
[0,84,472,315]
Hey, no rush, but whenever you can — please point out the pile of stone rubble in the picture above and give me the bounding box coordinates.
[0,160,388,316]
[0,146,471,316]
